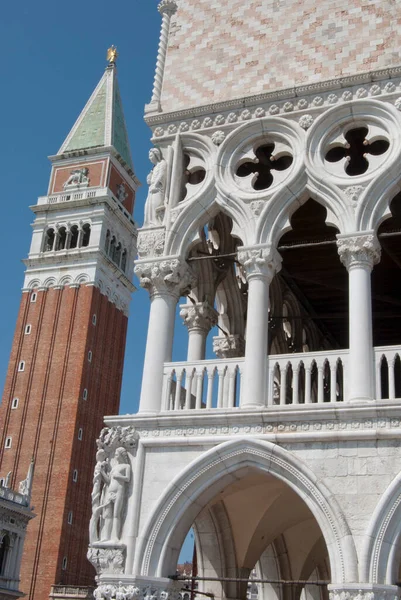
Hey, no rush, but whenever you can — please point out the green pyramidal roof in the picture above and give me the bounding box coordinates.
[58,64,134,171]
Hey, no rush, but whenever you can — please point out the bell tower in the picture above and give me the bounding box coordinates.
[0,50,138,599]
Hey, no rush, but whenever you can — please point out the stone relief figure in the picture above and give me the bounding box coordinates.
[63,167,90,189]
[144,148,167,226]
[98,447,131,543]
[89,449,108,544]
[116,183,128,203]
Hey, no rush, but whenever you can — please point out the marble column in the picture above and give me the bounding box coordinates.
[238,246,282,408]
[180,301,218,361]
[135,259,195,413]
[337,232,381,402]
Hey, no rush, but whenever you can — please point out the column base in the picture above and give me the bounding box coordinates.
[328,584,400,600]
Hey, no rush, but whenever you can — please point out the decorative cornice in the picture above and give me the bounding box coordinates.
[237,246,282,281]
[337,233,381,271]
[134,259,196,299]
[145,73,401,139]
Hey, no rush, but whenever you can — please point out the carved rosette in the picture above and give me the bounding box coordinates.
[213,334,245,358]
[337,234,381,271]
[237,246,282,282]
[180,301,218,333]
[134,259,196,299]
[137,230,165,258]
[87,546,126,575]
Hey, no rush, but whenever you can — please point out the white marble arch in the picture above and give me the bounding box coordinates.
[360,470,401,586]
[134,438,357,585]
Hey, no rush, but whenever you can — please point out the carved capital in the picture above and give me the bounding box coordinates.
[94,581,182,600]
[180,301,218,333]
[137,229,165,258]
[134,259,196,299]
[337,233,381,271]
[237,246,282,282]
[97,426,139,452]
[158,0,177,15]
[87,545,126,575]
[328,585,400,600]
[213,334,245,358]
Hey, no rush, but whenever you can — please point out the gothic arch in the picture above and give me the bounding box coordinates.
[360,470,401,585]
[135,438,357,584]
[165,193,251,257]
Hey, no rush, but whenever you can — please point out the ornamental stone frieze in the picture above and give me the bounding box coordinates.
[328,585,400,600]
[134,259,196,298]
[179,301,218,333]
[337,233,381,271]
[94,581,182,600]
[237,246,282,281]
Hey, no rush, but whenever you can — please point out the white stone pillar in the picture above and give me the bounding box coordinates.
[135,259,195,413]
[337,233,381,402]
[238,247,282,408]
[145,0,178,113]
[180,301,218,361]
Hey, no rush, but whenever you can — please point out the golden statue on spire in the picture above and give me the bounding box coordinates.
[107,45,118,64]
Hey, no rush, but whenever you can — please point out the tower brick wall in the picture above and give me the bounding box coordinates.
[0,285,128,598]
[161,0,401,112]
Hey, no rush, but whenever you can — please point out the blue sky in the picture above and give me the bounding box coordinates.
[0,0,198,416]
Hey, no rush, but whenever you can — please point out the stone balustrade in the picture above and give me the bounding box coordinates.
[162,346,401,411]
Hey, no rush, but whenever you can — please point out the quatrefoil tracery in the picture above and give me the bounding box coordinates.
[181,153,206,201]
[236,143,293,191]
[325,126,390,177]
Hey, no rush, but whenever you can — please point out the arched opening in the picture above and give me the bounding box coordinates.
[269,199,347,403]
[159,467,333,600]
[81,223,91,247]
[43,228,55,252]
[121,249,128,272]
[0,534,10,576]
[70,225,79,249]
[56,226,67,251]
[105,230,111,254]
[373,193,401,399]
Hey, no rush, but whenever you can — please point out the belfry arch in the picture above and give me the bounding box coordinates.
[135,439,357,587]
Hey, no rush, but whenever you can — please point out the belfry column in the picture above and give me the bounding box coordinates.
[238,247,282,408]
[135,259,195,413]
[180,301,218,361]
[337,232,381,402]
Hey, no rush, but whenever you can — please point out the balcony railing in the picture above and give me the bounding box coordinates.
[162,346,401,411]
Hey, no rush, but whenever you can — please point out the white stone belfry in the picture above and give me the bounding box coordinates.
[91,2,401,600]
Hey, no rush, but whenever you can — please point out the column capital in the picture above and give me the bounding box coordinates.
[328,584,400,600]
[179,301,218,333]
[134,258,196,299]
[213,334,245,358]
[158,0,178,15]
[237,245,282,282]
[337,232,381,271]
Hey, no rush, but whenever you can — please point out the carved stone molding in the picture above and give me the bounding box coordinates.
[213,334,245,358]
[180,301,218,333]
[87,545,126,576]
[344,185,365,205]
[137,230,165,258]
[158,0,177,15]
[337,233,381,271]
[134,259,196,299]
[237,246,282,281]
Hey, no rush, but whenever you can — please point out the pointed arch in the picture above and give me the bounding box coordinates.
[361,470,401,585]
[135,438,357,583]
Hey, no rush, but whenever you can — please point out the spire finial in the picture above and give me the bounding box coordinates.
[107,45,118,65]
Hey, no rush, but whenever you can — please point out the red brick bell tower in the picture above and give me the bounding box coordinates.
[0,52,139,599]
